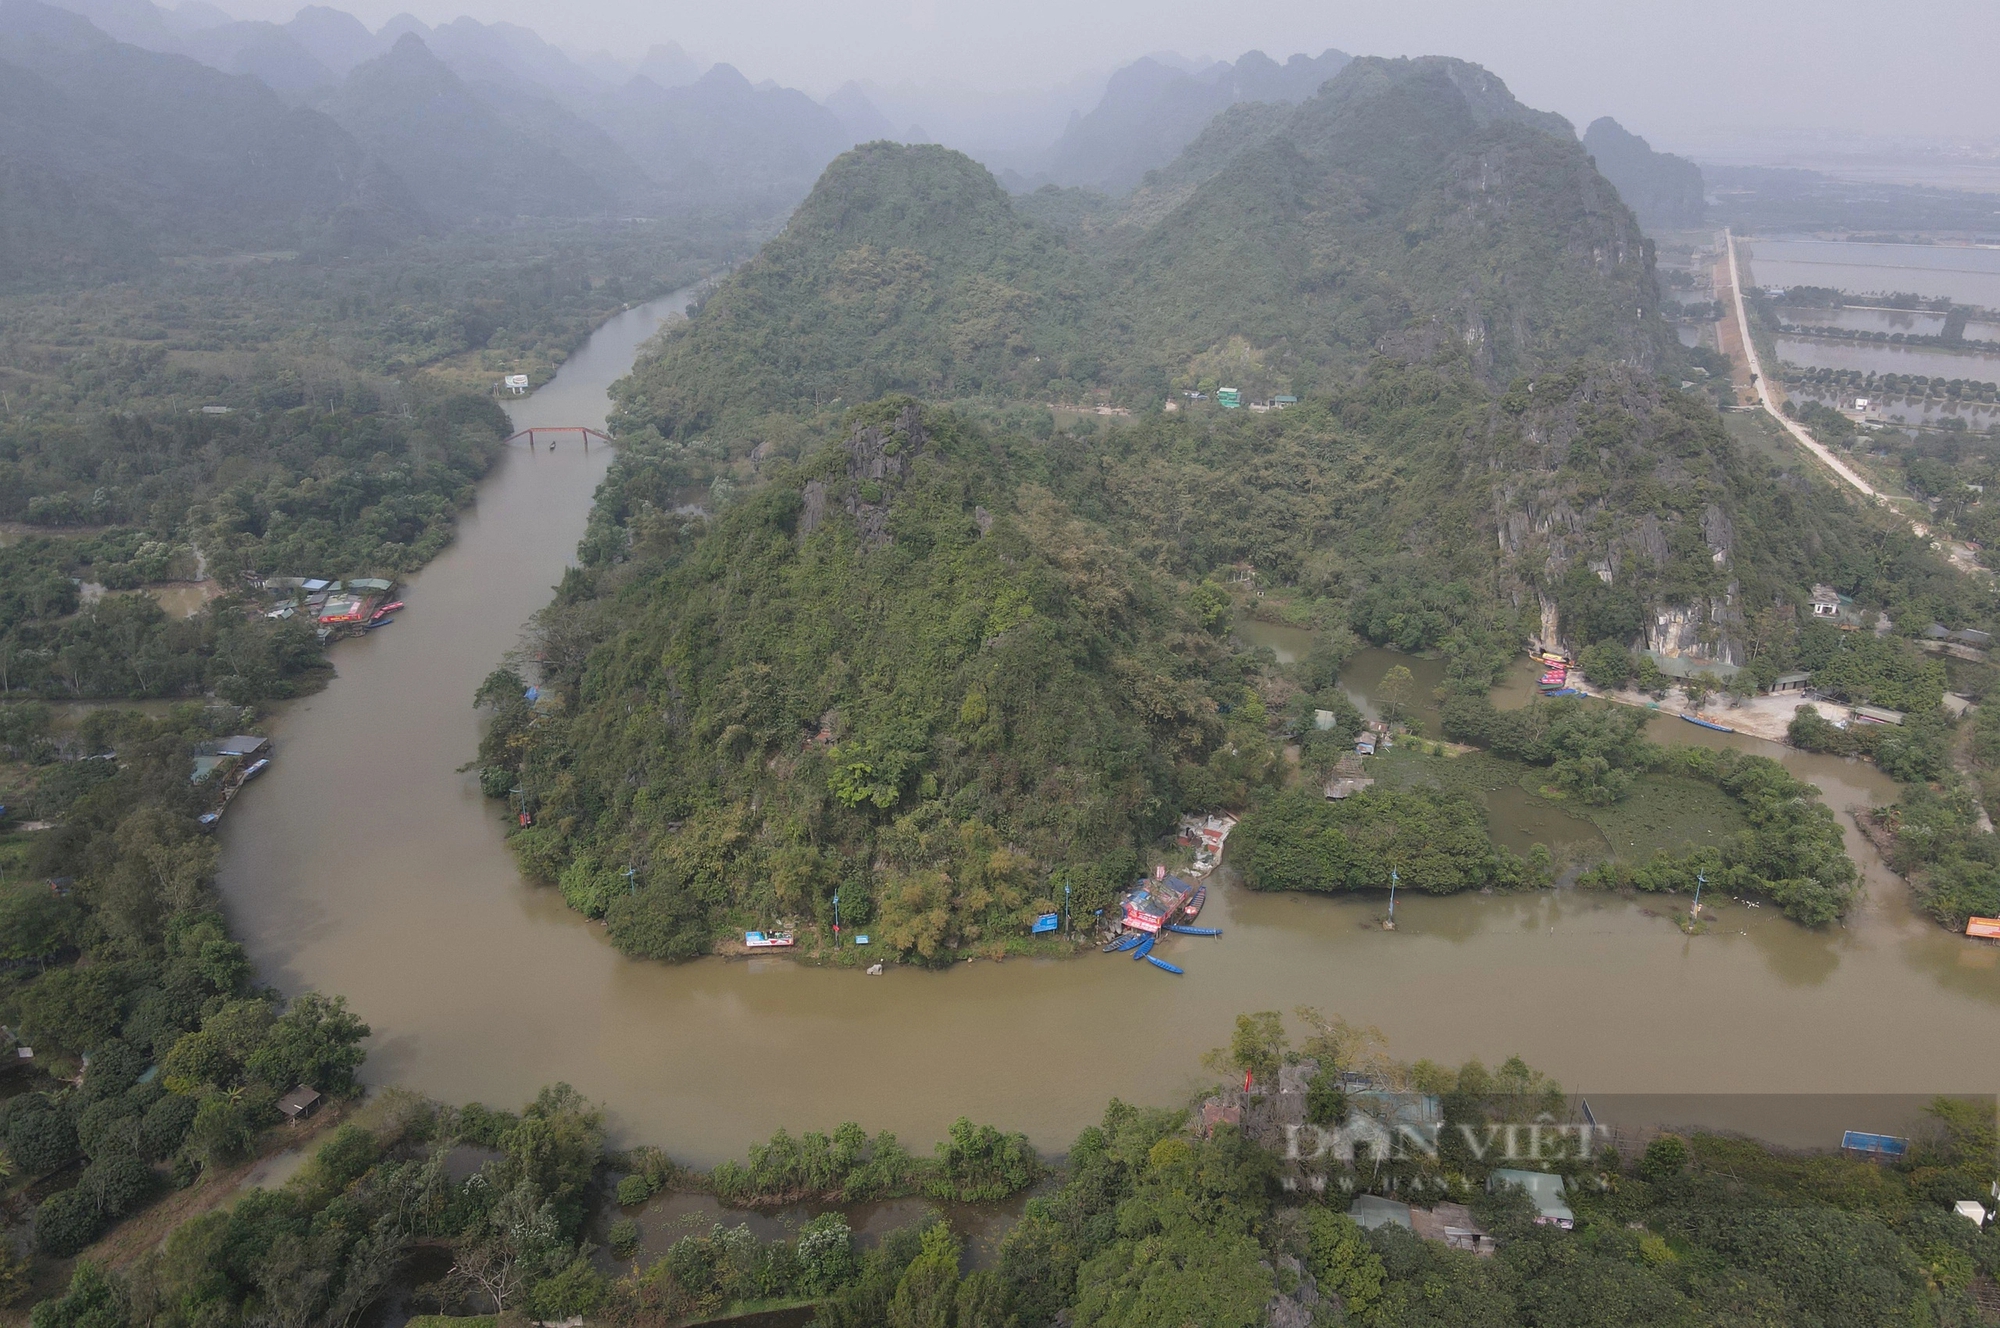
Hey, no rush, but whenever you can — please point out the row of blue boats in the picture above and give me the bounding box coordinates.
[1102,921,1222,974]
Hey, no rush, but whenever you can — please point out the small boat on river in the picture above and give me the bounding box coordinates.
[1681,714,1735,733]
[1131,934,1156,961]
[1183,884,1207,919]
[1168,924,1221,937]
[1104,933,1143,953]
[1145,956,1184,975]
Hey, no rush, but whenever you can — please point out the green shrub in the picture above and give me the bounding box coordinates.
[34,1187,105,1257]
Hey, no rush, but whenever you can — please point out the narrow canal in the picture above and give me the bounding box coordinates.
[218,292,2000,1167]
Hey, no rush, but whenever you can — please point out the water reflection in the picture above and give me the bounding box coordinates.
[1774,336,2000,383]
[1744,238,2000,309]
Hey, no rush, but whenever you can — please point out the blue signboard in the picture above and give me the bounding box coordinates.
[1032,913,1061,934]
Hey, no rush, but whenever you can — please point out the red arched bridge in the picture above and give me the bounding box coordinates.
[503,426,613,447]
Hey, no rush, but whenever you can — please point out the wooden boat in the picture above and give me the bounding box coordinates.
[1105,933,1142,953]
[240,758,270,782]
[364,616,395,629]
[1131,934,1156,961]
[1168,924,1221,936]
[1681,714,1735,733]
[1145,956,1184,974]
[1183,885,1207,919]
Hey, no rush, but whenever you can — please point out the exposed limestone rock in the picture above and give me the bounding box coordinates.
[796,404,926,549]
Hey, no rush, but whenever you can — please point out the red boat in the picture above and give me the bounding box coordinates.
[1183,884,1207,919]
[370,600,406,621]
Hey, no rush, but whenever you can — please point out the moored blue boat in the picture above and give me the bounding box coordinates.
[1105,933,1142,953]
[1681,713,1734,733]
[1132,934,1156,960]
[1168,925,1221,936]
[1146,956,1184,974]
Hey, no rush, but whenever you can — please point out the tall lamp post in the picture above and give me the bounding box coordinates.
[832,893,840,948]
[1691,871,1705,923]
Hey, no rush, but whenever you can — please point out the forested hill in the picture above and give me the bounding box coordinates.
[1104,56,1669,395]
[495,54,1988,964]
[610,143,1098,434]
[613,57,1670,441]
[0,0,422,281]
[1581,116,1707,233]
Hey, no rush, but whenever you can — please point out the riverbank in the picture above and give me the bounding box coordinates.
[1593,680,1802,743]
[211,296,1999,1168]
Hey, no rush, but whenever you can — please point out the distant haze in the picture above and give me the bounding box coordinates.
[197,0,1999,144]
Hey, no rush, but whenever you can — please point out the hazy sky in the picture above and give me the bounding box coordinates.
[217,0,1999,145]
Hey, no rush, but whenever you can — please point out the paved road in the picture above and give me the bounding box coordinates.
[1721,233,1990,577]
[1723,230,1882,499]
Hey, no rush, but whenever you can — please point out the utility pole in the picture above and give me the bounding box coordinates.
[1691,871,1705,923]
[622,865,638,894]
[1064,880,1071,934]
[1386,867,1398,930]
[832,893,840,948]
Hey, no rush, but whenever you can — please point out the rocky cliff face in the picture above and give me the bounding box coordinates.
[1486,364,1755,662]
[798,403,926,550]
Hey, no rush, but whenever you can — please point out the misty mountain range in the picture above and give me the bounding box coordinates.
[0,0,1712,285]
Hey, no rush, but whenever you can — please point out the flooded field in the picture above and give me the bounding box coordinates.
[1774,335,2000,383]
[214,299,2000,1169]
[1787,389,1999,429]
[1777,305,1947,336]
[1744,238,2000,310]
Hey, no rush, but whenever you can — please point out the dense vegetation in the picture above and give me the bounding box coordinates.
[1233,785,1547,897]
[0,214,737,706]
[481,401,1249,960]
[1577,747,1860,926]
[0,703,371,1259]
[28,1010,1998,1328]
[1872,703,2000,927]
[614,56,1670,445]
[493,334,1967,947]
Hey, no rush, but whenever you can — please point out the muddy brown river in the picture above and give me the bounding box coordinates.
[218,292,2000,1166]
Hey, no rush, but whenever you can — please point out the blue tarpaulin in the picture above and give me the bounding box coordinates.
[1841,1130,1910,1157]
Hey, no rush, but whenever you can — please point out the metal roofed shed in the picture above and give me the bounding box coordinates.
[1348,1195,1414,1230]
[1770,672,1810,693]
[278,1085,321,1122]
[1487,1169,1575,1229]
[215,736,270,757]
[1850,704,1905,726]
[346,578,393,593]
